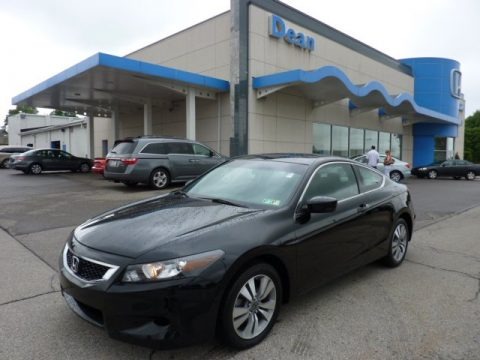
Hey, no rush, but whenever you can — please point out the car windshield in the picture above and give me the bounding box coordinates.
[185,159,307,208]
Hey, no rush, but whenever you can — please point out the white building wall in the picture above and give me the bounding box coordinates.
[247,6,413,161]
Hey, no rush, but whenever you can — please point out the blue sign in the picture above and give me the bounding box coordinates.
[269,15,315,51]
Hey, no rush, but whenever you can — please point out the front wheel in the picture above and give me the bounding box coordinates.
[465,171,476,180]
[0,159,8,168]
[389,170,402,183]
[149,168,170,189]
[427,170,438,179]
[219,263,282,349]
[383,218,410,267]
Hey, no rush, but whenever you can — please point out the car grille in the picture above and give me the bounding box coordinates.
[66,249,114,282]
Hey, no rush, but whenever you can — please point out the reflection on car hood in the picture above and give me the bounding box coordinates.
[74,195,258,258]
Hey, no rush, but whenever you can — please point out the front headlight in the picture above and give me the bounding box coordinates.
[122,249,224,282]
[419,167,428,171]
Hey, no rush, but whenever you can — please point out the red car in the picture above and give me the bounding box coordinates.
[92,158,106,175]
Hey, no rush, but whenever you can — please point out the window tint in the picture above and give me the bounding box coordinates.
[304,163,359,201]
[193,144,212,157]
[111,141,137,155]
[356,166,383,192]
[141,142,168,155]
[58,151,72,159]
[168,142,193,155]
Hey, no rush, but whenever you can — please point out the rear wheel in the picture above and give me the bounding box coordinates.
[427,170,438,179]
[383,218,410,267]
[29,163,42,175]
[79,163,91,173]
[389,170,402,183]
[220,263,282,349]
[465,171,476,180]
[149,168,170,189]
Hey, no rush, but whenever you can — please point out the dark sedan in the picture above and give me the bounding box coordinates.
[59,154,415,349]
[412,159,480,180]
[11,149,93,174]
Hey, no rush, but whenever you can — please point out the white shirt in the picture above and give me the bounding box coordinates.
[366,149,380,167]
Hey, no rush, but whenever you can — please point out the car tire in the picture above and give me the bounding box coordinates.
[465,171,476,181]
[389,170,402,183]
[427,170,438,179]
[149,168,170,189]
[382,218,410,268]
[29,163,43,175]
[79,163,91,173]
[219,263,282,349]
[453,176,461,180]
[122,181,138,188]
[0,159,8,169]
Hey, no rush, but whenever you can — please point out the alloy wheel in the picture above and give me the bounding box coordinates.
[152,169,168,189]
[427,170,437,179]
[390,171,402,182]
[30,164,42,175]
[232,274,277,340]
[391,222,408,262]
[466,171,476,180]
[80,163,90,173]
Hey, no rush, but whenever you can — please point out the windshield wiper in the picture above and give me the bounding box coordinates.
[201,197,246,208]
[172,190,189,197]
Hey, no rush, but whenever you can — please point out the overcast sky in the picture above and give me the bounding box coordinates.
[1,0,479,124]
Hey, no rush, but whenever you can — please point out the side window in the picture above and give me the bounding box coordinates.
[37,150,48,158]
[141,142,168,155]
[169,142,193,155]
[356,165,383,192]
[304,163,359,201]
[358,156,368,164]
[59,151,72,159]
[193,144,212,157]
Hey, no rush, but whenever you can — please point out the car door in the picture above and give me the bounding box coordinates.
[40,150,58,170]
[166,142,195,180]
[191,143,223,175]
[57,151,79,170]
[295,162,366,292]
[438,161,454,177]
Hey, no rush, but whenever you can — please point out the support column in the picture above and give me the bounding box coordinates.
[186,89,196,140]
[112,105,120,141]
[88,116,95,158]
[144,99,152,136]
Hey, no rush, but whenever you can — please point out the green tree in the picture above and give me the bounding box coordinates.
[50,109,78,117]
[8,103,38,116]
[464,111,480,163]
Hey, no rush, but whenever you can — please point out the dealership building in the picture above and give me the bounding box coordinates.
[12,0,465,166]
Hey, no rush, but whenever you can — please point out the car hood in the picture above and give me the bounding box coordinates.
[73,194,259,258]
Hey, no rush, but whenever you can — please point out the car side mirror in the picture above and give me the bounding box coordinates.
[295,196,337,224]
[306,196,338,213]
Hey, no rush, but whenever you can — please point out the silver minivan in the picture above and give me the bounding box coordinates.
[104,137,227,189]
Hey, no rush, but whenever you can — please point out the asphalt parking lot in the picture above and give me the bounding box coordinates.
[1,169,480,359]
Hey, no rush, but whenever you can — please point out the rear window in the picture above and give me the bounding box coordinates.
[111,141,137,155]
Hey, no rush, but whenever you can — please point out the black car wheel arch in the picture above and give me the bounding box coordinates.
[382,217,410,267]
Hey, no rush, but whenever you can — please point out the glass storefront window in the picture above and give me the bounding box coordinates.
[332,126,349,157]
[447,137,454,160]
[434,137,455,162]
[378,132,391,154]
[364,130,378,152]
[312,123,331,155]
[391,134,402,159]
[349,128,364,157]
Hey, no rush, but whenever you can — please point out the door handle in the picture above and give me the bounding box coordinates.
[189,159,199,163]
[357,203,370,213]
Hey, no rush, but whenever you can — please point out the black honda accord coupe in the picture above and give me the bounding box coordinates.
[59,154,415,349]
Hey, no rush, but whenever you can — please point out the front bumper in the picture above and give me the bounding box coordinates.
[59,244,225,349]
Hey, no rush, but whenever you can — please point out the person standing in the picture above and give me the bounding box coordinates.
[366,145,380,169]
[384,150,395,176]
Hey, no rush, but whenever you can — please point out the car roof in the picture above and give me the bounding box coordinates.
[236,153,353,166]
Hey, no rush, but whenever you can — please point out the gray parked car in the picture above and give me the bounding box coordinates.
[0,145,33,168]
[104,136,227,189]
[351,154,411,182]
